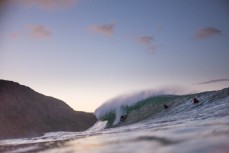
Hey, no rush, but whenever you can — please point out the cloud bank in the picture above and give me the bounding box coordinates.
[197,78,229,85]
[11,0,78,10]
[195,27,222,39]
[89,23,115,36]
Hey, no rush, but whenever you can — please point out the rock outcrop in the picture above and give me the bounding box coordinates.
[0,80,97,140]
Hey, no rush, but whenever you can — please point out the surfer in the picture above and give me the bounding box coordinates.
[164,104,169,109]
[120,115,127,122]
[193,98,199,104]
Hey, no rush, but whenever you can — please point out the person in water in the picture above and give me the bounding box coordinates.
[120,115,127,122]
[164,104,169,109]
[193,98,199,104]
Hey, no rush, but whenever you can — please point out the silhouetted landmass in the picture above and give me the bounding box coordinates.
[0,80,97,140]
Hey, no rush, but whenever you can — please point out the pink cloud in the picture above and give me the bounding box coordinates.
[137,35,158,53]
[11,0,78,10]
[137,36,153,45]
[10,32,20,39]
[27,24,52,39]
[195,27,222,39]
[148,44,158,54]
[89,24,115,36]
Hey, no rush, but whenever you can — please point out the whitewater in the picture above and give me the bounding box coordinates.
[1,88,229,153]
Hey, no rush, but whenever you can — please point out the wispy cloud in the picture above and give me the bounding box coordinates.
[137,36,153,45]
[137,35,157,53]
[148,44,158,53]
[195,27,222,39]
[27,24,52,39]
[10,0,78,10]
[10,32,20,39]
[89,23,115,36]
[9,25,52,40]
[196,78,229,85]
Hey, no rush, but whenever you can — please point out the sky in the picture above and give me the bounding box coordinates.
[0,0,229,112]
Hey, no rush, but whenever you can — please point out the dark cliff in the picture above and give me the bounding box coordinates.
[0,80,97,140]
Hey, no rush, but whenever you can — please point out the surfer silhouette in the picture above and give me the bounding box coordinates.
[120,115,127,122]
[193,98,199,104]
[164,104,169,109]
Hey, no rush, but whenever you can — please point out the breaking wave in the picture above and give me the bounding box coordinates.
[94,88,229,127]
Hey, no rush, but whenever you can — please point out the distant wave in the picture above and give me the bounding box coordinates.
[196,78,229,85]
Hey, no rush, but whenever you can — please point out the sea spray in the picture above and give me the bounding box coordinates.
[86,121,108,133]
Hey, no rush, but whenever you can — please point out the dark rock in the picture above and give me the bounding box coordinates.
[0,80,97,140]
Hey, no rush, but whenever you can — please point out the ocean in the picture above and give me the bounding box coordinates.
[1,88,229,153]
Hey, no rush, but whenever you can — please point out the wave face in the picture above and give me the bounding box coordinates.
[94,88,229,127]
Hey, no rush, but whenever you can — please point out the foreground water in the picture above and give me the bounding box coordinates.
[1,88,229,153]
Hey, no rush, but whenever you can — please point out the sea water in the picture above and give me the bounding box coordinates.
[0,88,229,153]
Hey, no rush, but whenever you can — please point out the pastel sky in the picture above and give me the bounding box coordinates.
[1,0,229,112]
